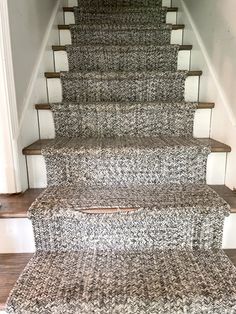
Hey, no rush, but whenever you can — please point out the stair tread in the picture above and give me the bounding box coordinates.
[30,183,229,219]
[63,6,179,12]
[4,250,236,312]
[0,189,43,218]
[0,184,235,219]
[35,102,214,110]
[211,185,236,213]
[45,70,202,78]
[58,23,185,30]
[52,44,193,51]
[22,138,231,155]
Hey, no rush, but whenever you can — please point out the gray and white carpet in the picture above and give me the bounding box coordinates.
[7,0,236,313]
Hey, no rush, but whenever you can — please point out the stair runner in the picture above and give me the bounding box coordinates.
[7,0,236,313]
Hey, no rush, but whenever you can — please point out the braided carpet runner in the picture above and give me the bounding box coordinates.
[7,0,236,313]
[7,251,236,313]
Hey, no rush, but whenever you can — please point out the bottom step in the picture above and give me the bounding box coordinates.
[5,250,236,313]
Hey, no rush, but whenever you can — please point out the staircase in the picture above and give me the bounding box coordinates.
[5,0,236,312]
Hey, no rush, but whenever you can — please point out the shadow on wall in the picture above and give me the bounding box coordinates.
[177,0,236,189]
[182,0,236,122]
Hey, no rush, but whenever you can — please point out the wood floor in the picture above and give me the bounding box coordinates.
[0,250,236,310]
[0,189,43,218]
[0,253,32,310]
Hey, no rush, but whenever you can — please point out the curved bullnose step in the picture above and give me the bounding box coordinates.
[22,138,231,155]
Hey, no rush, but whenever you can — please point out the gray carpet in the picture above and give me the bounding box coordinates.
[29,184,229,251]
[70,24,172,45]
[66,45,180,72]
[7,250,236,313]
[60,71,188,102]
[50,101,197,137]
[73,7,167,25]
[7,1,236,313]
[42,136,210,187]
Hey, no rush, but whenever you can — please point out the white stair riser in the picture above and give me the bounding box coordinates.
[59,29,183,45]
[206,152,227,185]
[0,219,35,253]
[46,75,199,104]
[27,156,47,189]
[54,50,190,72]
[66,0,173,8]
[193,109,211,138]
[223,214,236,248]
[162,0,171,6]
[26,152,227,189]
[1,213,235,253]
[64,11,177,25]
[68,0,78,6]
[37,108,211,140]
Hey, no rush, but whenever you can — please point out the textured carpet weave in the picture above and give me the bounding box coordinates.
[51,101,197,137]
[70,24,172,45]
[61,71,187,102]
[73,7,167,25]
[7,1,236,313]
[42,136,210,187]
[66,45,179,72]
[7,250,236,313]
[76,0,163,7]
[29,184,229,251]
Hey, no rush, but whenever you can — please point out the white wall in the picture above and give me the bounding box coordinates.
[174,0,236,190]
[8,0,59,118]
[5,0,67,192]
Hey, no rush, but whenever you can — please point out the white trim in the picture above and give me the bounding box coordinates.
[0,0,21,192]
[18,0,61,136]
[181,0,236,127]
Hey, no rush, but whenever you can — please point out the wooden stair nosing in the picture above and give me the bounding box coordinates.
[171,24,185,30]
[197,102,215,109]
[63,6,179,12]
[44,70,202,79]
[0,189,44,219]
[58,24,185,30]
[35,102,215,111]
[52,44,193,51]
[210,185,236,214]
[22,138,231,156]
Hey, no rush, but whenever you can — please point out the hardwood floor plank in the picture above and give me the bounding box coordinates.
[0,253,33,310]
[0,189,43,218]
[211,185,236,213]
